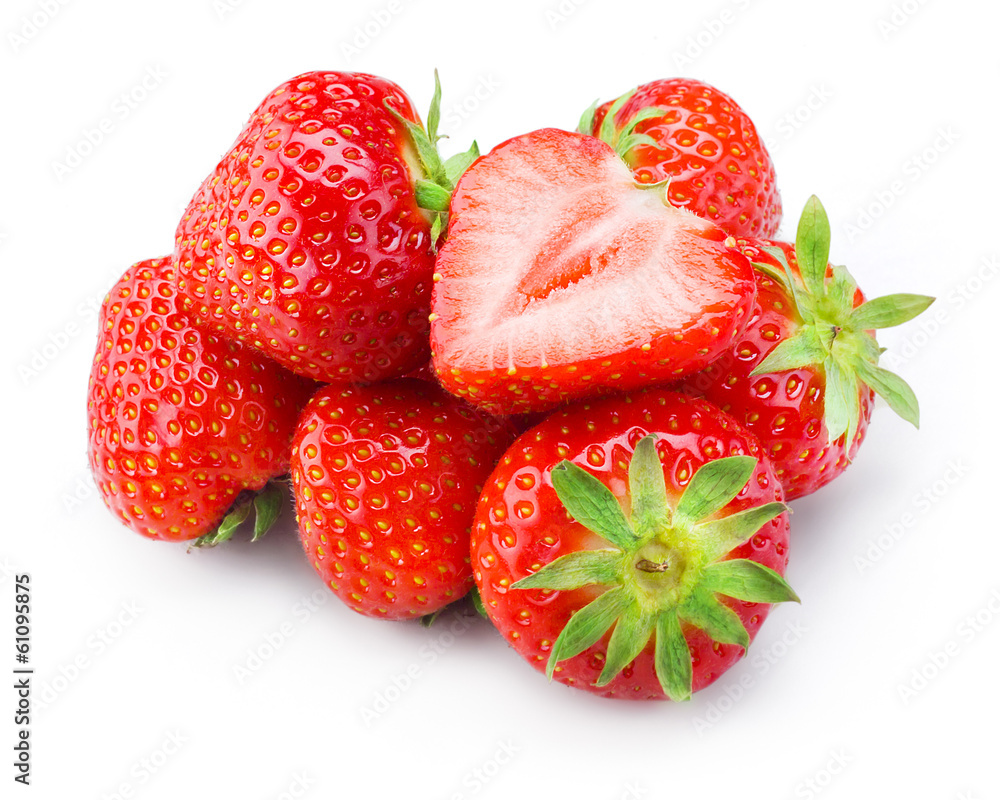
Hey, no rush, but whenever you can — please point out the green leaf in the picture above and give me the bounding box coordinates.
[822,356,858,444]
[414,179,452,213]
[796,195,832,299]
[654,611,692,702]
[702,559,800,604]
[470,586,487,619]
[551,461,638,550]
[751,326,826,377]
[251,483,283,542]
[679,588,750,650]
[545,587,630,679]
[855,359,920,428]
[597,88,636,147]
[751,259,792,293]
[429,214,444,250]
[596,605,655,686]
[758,244,791,272]
[619,105,667,137]
[694,502,787,563]
[419,608,443,628]
[628,435,670,535]
[614,132,661,160]
[675,456,757,524]
[759,243,814,325]
[826,264,860,313]
[577,98,599,135]
[426,69,442,144]
[384,100,442,183]
[443,141,480,188]
[614,107,670,159]
[512,550,621,591]
[193,499,252,548]
[850,294,935,330]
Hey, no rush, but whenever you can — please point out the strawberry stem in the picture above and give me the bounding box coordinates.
[511,436,795,700]
[385,70,480,249]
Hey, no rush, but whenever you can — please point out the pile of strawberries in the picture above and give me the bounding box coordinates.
[87,71,932,701]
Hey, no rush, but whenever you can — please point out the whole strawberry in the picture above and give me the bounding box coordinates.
[579,78,781,239]
[678,197,934,499]
[431,127,757,415]
[292,379,515,619]
[473,390,797,701]
[174,71,475,384]
[87,257,314,542]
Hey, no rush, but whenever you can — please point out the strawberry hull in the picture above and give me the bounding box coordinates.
[674,192,932,502]
[677,240,875,499]
[472,390,792,700]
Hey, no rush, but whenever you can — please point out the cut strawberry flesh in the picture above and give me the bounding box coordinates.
[431,129,756,413]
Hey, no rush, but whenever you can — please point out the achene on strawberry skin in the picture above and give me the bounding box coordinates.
[87,257,315,543]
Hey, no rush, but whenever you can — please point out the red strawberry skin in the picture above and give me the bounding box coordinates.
[588,78,781,239]
[431,128,757,416]
[677,239,873,499]
[472,390,789,699]
[292,380,516,619]
[87,258,314,542]
[174,72,434,384]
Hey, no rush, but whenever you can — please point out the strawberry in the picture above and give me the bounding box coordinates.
[87,257,314,543]
[173,71,477,384]
[430,127,757,415]
[472,390,796,700]
[291,379,515,619]
[579,78,781,239]
[678,196,934,499]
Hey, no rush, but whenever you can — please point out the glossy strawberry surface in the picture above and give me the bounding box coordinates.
[87,257,314,542]
[586,78,781,239]
[472,390,790,699]
[678,238,873,500]
[174,71,435,384]
[431,128,757,415]
[292,380,515,619]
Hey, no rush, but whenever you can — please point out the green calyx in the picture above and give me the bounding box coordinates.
[385,70,479,249]
[191,481,285,548]
[511,436,796,701]
[750,195,935,447]
[578,87,669,164]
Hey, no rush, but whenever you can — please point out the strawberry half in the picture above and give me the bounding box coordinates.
[87,257,314,543]
[678,197,934,499]
[174,71,476,384]
[431,128,757,415]
[580,78,782,239]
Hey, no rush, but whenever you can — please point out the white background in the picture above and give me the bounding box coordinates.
[3,0,998,797]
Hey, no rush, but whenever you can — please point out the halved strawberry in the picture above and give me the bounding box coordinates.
[430,128,757,415]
